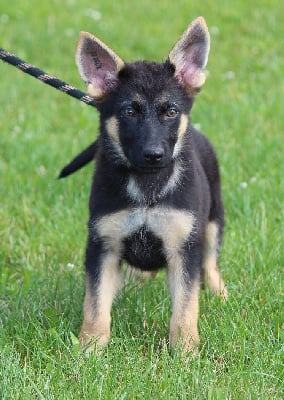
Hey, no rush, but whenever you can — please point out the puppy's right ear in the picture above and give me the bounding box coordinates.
[76,32,125,100]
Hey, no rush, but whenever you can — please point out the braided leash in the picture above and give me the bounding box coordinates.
[0,48,98,108]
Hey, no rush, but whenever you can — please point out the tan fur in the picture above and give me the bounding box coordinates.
[173,114,189,158]
[149,207,195,256]
[87,83,104,99]
[202,221,228,300]
[105,116,129,164]
[168,267,200,352]
[95,208,133,241]
[95,207,195,254]
[105,116,120,143]
[80,253,121,351]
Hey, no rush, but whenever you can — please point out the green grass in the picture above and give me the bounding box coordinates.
[0,0,283,398]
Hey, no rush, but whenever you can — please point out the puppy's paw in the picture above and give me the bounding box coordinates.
[79,323,110,354]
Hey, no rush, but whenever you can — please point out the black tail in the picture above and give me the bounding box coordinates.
[58,141,98,178]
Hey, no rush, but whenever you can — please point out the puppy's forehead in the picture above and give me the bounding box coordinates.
[120,92,172,106]
[118,61,175,97]
[112,61,192,110]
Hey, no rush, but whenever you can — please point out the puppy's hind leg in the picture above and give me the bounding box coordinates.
[202,221,228,300]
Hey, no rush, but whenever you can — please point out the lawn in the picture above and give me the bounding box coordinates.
[0,0,283,398]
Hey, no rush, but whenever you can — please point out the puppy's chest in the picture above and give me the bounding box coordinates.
[94,207,196,263]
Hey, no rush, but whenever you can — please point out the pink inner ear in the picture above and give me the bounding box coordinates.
[175,65,200,88]
[79,38,119,95]
[175,42,207,88]
[185,42,208,70]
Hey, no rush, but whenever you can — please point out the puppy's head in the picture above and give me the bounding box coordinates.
[76,17,210,172]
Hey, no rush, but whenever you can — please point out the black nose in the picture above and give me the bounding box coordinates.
[143,148,164,165]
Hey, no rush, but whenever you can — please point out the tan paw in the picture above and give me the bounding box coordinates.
[79,323,110,354]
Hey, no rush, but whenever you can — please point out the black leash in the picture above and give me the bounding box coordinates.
[0,48,98,108]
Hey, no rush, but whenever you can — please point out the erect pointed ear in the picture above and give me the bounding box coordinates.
[168,17,210,95]
[76,32,125,100]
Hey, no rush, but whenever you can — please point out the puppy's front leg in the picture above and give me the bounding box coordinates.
[80,239,121,352]
[167,243,202,353]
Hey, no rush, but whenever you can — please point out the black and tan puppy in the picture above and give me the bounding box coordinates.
[64,17,227,353]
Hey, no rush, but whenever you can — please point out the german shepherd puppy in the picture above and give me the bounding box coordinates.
[62,17,227,353]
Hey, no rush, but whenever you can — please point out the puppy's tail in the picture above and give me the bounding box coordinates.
[58,140,98,179]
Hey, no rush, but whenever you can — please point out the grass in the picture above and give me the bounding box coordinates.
[0,0,283,398]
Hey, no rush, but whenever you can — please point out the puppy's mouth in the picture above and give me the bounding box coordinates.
[132,165,167,174]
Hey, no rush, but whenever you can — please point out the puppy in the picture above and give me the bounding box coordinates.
[63,17,227,353]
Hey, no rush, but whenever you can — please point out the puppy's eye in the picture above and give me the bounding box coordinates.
[165,107,179,118]
[123,106,136,117]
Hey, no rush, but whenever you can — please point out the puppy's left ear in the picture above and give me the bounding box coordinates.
[169,17,210,95]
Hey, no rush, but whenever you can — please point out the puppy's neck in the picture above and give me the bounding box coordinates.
[126,160,184,206]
